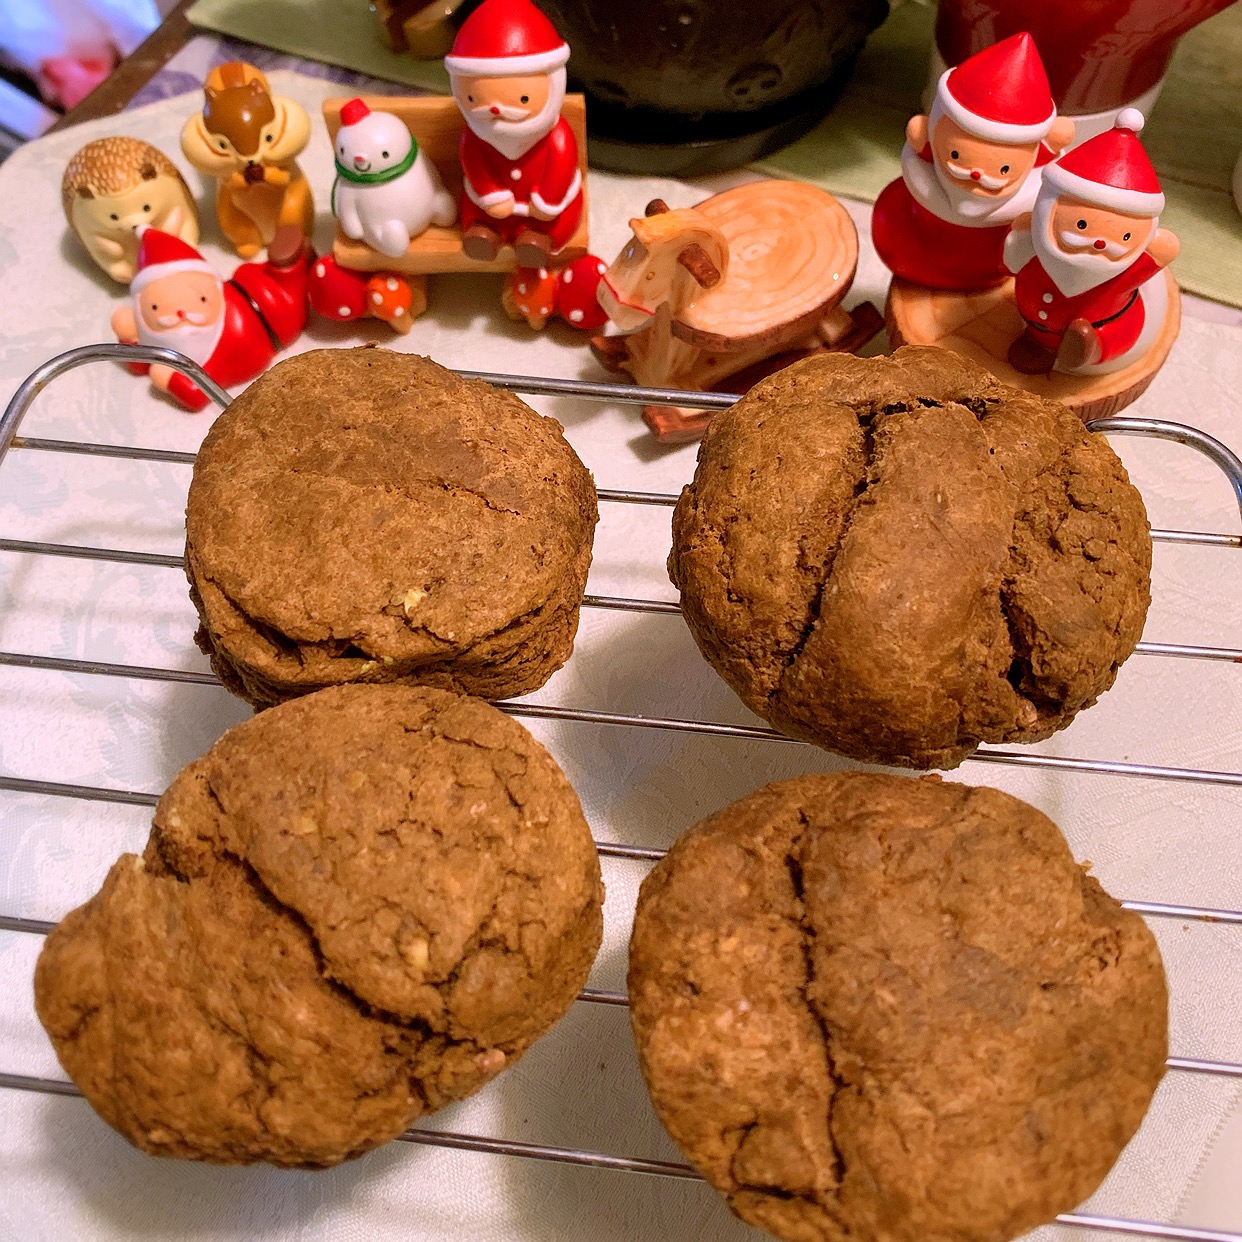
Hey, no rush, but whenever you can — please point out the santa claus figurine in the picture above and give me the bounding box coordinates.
[872,32,1075,292]
[445,0,582,268]
[1004,109,1180,376]
[111,225,312,411]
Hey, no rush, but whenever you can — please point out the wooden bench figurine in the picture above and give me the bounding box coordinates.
[323,93,589,317]
[593,183,883,443]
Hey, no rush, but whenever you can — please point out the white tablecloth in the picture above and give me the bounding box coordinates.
[0,74,1239,1242]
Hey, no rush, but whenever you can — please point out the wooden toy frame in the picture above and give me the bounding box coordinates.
[324,94,590,277]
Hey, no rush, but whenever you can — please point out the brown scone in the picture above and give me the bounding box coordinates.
[186,347,598,709]
[668,347,1152,769]
[629,772,1167,1242]
[35,684,604,1167]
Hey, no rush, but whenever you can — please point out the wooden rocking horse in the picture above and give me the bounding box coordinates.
[592,182,883,442]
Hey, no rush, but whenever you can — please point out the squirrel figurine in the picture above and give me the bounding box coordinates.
[180,62,314,258]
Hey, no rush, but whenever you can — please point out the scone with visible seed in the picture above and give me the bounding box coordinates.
[35,684,604,1167]
[186,347,598,709]
[669,347,1152,769]
[628,771,1167,1242]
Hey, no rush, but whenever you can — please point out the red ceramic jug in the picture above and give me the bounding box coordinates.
[934,0,1237,138]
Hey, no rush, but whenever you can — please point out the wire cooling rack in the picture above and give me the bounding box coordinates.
[1,343,1241,1242]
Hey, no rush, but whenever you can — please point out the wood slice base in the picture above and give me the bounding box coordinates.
[885,272,1181,421]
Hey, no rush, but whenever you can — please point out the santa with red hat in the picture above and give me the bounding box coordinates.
[110,225,312,411]
[445,0,582,268]
[1004,109,1180,375]
[872,32,1075,291]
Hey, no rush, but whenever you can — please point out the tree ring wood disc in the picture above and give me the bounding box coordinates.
[673,182,858,352]
[885,271,1181,421]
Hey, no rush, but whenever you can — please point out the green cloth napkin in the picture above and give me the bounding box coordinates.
[187,0,452,91]
[187,0,1242,305]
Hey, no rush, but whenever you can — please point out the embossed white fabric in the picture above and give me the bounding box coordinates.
[0,74,1238,1242]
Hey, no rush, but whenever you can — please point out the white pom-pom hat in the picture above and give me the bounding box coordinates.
[1042,108,1165,217]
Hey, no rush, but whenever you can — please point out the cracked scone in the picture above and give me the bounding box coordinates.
[34,684,604,1167]
[628,772,1167,1242]
[186,347,598,709]
[668,347,1152,769]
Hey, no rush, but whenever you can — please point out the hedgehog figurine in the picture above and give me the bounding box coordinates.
[62,137,199,284]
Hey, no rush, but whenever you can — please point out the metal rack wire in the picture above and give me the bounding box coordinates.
[1,343,1241,1242]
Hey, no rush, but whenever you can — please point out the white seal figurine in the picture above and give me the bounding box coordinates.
[331,98,457,258]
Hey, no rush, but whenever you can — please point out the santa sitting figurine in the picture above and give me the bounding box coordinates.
[111,224,311,411]
[445,0,582,268]
[1004,110,1180,376]
[872,32,1075,292]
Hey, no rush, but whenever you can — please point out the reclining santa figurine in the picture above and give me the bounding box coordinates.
[1003,110,1179,376]
[445,0,582,269]
[111,225,311,411]
[872,32,1075,291]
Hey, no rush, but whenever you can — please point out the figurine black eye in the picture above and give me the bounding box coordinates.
[142,204,150,212]
[151,304,158,311]
[467,94,474,102]
[219,139,227,150]
[265,134,273,143]
[201,295,208,302]
[382,150,389,158]
[1123,232,1132,241]
[109,212,119,221]
[1000,164,1010,174]
[950,149,959,160]
[1077,219,1088,229]
[520,94,529,103]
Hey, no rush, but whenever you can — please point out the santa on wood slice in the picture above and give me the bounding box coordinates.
[1003,109,1180,376]
[445,0,583,269]
[872,32,1074,292]
[111,225,311,411]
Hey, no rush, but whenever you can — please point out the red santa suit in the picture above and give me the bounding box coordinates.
[458,118,582,250]
[1005,109,1171,375]
[1011,251,1159,365]
[873,142,1055,291]
[872,32,1060,292]
[445,0,581,253]
[125,229,310,412]
[164,254,311,410]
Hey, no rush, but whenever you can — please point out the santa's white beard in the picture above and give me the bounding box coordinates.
[1030,193,1148,299]
[900,99,1042,226]
[931,159,1019,220]
[455,68,564,161]
[136,304,224,368]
